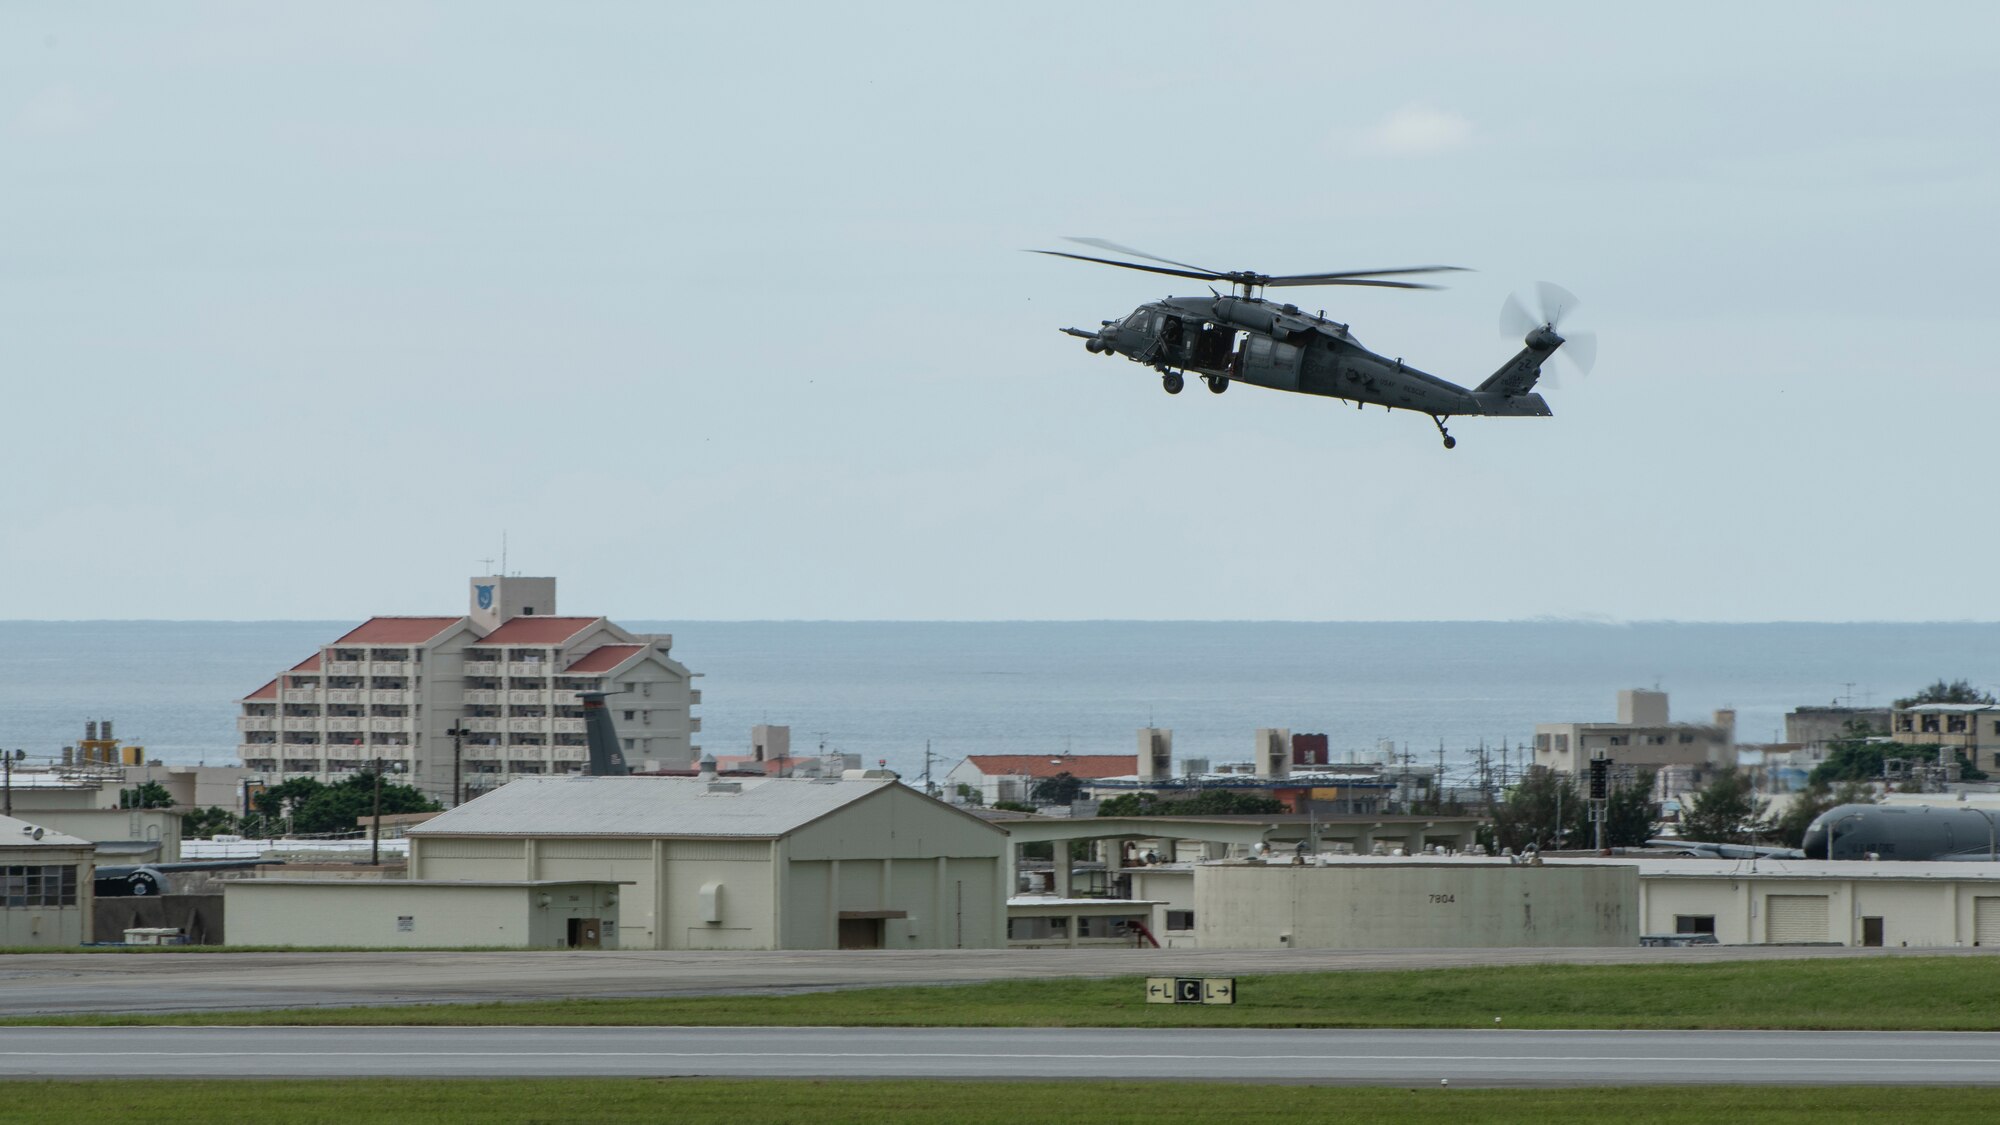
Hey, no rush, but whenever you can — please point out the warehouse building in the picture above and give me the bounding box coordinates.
[1571,857,2000,946]
[1188,857,1638,949]
[407,775,1008,949]
[227,879,624,948]
[0,815,94,946]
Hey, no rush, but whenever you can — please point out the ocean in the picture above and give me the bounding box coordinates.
[1,620,1993,787]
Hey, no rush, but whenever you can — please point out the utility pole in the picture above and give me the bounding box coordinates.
[370,758,385,866]
[446,724,470,807]
[2,750,18,817]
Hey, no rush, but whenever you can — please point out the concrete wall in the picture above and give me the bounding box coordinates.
[94,894,224,945]
[1193,862,1638,949]
[225,881,619,948]
[1641,874,2000,946]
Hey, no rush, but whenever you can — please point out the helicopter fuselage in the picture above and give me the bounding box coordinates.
[1068,294,1555,445]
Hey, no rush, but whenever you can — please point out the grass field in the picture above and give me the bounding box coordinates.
[4,1080,1999,1124]
[11,956,2000,1030]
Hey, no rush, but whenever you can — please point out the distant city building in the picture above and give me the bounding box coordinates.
[1533,689,1736,779]
[947,753,1139,806]
[1890,703,2000,772]
[236,576,701,803]
[1784,705,1892,748]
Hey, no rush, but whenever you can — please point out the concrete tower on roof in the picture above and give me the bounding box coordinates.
[237,577,702,805]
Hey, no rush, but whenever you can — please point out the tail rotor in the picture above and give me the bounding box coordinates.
[1500,282,1596,385]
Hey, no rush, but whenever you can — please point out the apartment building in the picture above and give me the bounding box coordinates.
[1889,703,2000,772]
[1533,689,1736,778]
[237,576,701,803]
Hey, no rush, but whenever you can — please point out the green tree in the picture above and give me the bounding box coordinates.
[1771,780,1876,849]
[992,800,1035,813]
[251,772,439,835]
[1488,768,1588,853]
[1809,718,1981,784]
[1678,767,1770,844]
[1895,679,1998,708]
[1095,790,1285,817]
[1602,769,1661,848]
[180,806,239,838]
[1030,772,1085,805]
[119,781,176,809]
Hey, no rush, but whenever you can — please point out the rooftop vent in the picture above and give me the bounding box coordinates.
[706,781,742,795]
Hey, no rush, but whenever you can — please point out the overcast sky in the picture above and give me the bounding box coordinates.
[4,2,1996,621]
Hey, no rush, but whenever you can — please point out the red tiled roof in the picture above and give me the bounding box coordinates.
[243,678,278,701]
[961,754,1138,780]
[563,643,646,674]
[288,653,322,672]
[334,616,466,645]
[477,616,601,645]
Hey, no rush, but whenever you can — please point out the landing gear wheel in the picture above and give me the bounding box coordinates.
[1162,372,1184,395]
[1205,375,1229,394]
[1430,415,1456,450]
[1443,436,1457,450]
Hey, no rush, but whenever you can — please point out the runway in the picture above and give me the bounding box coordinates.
[4,943,1993,1016]
[4,1026,1998,1084]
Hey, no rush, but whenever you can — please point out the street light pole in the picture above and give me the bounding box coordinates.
[1968,806,1998,862]
[1825,810,1867,861]
[446,725,470,808]
[370,758,384,866]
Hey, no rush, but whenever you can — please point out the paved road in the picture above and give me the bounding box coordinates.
[4,944,1995,1016]
[3,1026,1997,1084]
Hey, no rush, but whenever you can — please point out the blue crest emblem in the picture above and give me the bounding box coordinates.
[475,584,495,610]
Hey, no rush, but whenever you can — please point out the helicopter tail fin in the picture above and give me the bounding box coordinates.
[1475,343,1552,397]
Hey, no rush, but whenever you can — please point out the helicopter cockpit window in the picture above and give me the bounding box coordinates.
[1125,310,1149,327]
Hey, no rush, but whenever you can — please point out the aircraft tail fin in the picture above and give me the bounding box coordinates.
[1476,339,1556,397]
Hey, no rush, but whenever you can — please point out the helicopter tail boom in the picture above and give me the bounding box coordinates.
[1475,339,1558,397]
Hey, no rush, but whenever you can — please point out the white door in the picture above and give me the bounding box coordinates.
[1975,897,2000,947]
[1766,895,1830,943]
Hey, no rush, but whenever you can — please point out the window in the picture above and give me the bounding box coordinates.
[623,710,636,721]
[1922,715,1941,733]
[1,865,78,907]
[1609,736,1629,747]
[1678,733,1695,744]
[1948,715,1968,733]
[1166,910,1195,931]
[1674,915,1716,935]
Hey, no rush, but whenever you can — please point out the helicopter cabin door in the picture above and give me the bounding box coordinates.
[1240,334,1303,391]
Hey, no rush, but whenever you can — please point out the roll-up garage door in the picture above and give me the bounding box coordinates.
[1975,897,2000,947]
[1766,895,1829,943]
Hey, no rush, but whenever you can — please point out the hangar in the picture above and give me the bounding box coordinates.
[405,775,1007,949]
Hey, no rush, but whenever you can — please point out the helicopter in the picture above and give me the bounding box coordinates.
[1037,238,1596,449]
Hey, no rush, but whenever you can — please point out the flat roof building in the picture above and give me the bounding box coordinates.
[1535,689,1736,783]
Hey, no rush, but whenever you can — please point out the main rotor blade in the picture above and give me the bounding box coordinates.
[1264,276,1446,289]
[1268,265,1470,283]
[1029,250,1220,282]
[1536,281,1581,329]
[1062,237,1222,275]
